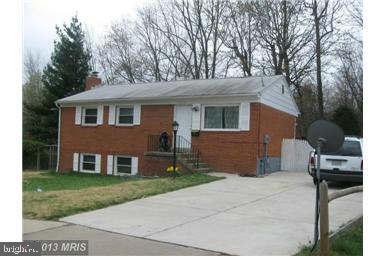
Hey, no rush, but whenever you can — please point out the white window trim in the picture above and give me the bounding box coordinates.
[201,104,241,131]
[114,155,133,175]
[81,106,99,126]
[80,153,97,173]
[116,106,135,126]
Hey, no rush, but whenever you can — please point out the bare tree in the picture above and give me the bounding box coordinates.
[136,7,162,81]
[23,50,45,139]
[250,0,315,90]
[97,19,143,84]
[23,50,42,84]
[221,0,257,76]
[306,0,341,118]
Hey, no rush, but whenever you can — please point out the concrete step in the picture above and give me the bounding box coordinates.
[193,167,212,173]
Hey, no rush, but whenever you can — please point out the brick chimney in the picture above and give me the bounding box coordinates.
[85,71,102,91]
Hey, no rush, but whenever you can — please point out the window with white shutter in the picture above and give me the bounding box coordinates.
[112,155,138,176]
[113,105,141,126]
[82,107,98,125]
[79,153,97,173]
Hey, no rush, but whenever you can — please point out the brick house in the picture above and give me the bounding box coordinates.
[55,74,299,176]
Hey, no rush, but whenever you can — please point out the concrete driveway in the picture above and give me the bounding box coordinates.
[61,172,362,256]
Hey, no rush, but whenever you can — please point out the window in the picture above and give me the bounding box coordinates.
[204,106,239,129]
[114,156,132,174]
[117,107,134,125]
[324,141,362,157]
[81,154,96,171]
[282,84,285,94]
[83,107,98,124]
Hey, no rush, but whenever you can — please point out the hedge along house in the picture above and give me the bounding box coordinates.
[55,74,300,176]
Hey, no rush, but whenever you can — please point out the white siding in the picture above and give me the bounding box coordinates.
[108,105,116,125]
[75,106,82,125]
[259,81,300,117]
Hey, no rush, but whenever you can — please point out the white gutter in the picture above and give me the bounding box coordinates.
[55,102,61,172]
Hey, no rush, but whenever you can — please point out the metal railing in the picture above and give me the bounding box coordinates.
[147,134,200,169]
[23,144,57,170]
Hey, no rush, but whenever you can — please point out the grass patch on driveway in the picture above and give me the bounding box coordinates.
[295,222,363,256]
[23,171,223,220]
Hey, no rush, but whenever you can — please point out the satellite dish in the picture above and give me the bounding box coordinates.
[307,120,344,153]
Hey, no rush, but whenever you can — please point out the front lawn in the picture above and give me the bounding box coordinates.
[23,171,224,220]
[295,222,363,256]
[23,171,128,191]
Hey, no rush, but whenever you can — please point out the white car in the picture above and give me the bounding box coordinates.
[308,136,363,183]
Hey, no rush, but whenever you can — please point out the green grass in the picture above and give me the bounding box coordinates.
[295,223,363,256]
[23,171,224,220]
[23,171,128,191]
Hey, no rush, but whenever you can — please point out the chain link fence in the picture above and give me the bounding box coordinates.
[23,141,57,170]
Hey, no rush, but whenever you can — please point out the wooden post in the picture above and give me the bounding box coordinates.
[48,146,52,170]
[36,147,40,171]
[320,181,329,256]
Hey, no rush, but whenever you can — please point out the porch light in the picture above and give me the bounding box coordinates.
[172,121,179,132]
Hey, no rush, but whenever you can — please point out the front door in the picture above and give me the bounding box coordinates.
[173,105,192,147]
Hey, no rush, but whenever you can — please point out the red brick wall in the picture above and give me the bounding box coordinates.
[59,102,295,175]
[59,105,174,176]
[258,104,296,157]
[191,103,296,174]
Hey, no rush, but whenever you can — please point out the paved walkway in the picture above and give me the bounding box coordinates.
[61,172,363,256]
[23,220,224,256]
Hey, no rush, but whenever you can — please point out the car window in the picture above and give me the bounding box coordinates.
[324,141,362,156]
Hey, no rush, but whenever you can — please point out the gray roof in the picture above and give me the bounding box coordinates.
[56,75,285,104]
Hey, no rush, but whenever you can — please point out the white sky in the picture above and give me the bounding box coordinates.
[22,0,153,63]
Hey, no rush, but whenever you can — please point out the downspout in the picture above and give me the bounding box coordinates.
[55,102,61,172]
[257,101,262,175]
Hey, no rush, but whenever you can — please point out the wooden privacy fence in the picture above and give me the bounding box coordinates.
[281,139,313,171]
[319,181,363,256]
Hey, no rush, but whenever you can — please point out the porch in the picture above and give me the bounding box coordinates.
[144,134,212,173]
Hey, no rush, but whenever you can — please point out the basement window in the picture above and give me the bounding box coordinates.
[80,153,96,172]
[114,156,132,174]
[82,107,98,125]
[117,107,134,125]
[203,105,239,130]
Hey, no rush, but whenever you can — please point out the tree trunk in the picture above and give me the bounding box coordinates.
[314,0,324,118]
